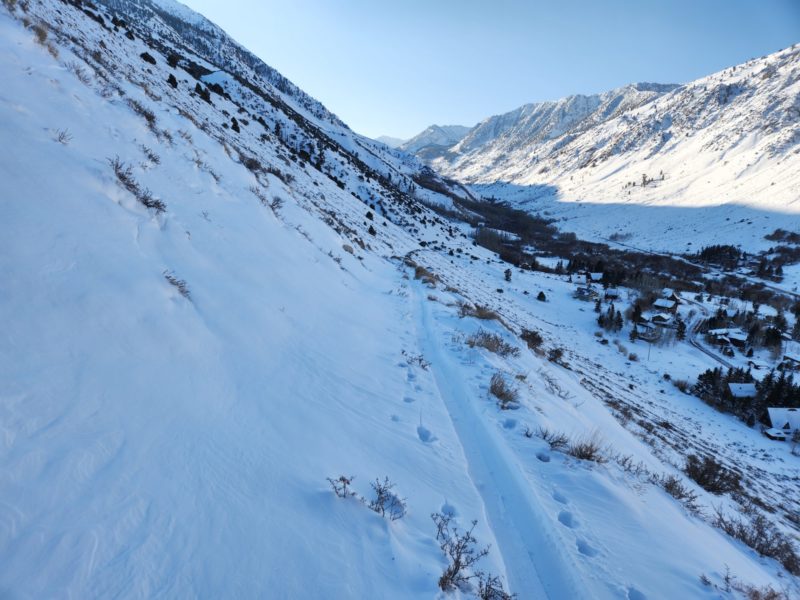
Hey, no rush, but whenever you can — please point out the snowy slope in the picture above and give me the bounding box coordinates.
[419,50,800,252]
[1,2,797,599]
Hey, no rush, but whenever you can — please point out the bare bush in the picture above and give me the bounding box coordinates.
[326,475,355,498]
[402,350,430,370]
[163,270,190,299]
[139,144,160,165]
[431,512,489,591]
[548,347,564,363]
[458,301,499,321]
[413,265,438,286]
[652,473,700,513]
[54,129,72,145]
[713,508,800,575]
[467,329,519,357]
[31,20,47,45]
[265,164,295,185]
[672,378,691,393]
[477,573,515,600]
[64,61,91,85]
[684,454,740,495]
[520,328,543,350]
[539,369,573,400]
[108,156,166,213]
[567,434,607,463]
[536,426,569,451]
[126,98,158,135]
[249,185,269,206]
[489,372,518,409]
[193,154,221,183]
[367,477,407,521]
[270,196,284,214]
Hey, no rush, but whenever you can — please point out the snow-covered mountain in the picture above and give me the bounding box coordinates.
[411,53,800,251]
[400,124,471,154]
[1,1,798,598]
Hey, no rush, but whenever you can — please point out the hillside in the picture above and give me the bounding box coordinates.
[414,51,800,252]
[1,1,798,599]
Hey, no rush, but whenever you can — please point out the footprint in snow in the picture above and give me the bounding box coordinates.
[576,539,598,557]
[552,490,568,504]
[627,588,646,600]
[502,418,517,430]
[417,425,437,443]
[390,414,401,422]
[440,502,458,517]
[403,396,416,403]
[557,510,578,529]
[536,452,551,463]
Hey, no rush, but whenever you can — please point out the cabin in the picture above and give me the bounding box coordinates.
[662,288,681,302]
[653,298,678,313]
[651,313,673,326]
[574,286,599,301]
[728,382,756,400]
[583,271,604,284]
[728,331,748,349]
[766,407,800,441]
[605,287,620,301]
[782,354,800,371]
[708,328,731,339]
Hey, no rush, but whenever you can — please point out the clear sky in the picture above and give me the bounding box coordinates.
[180,0,799,140]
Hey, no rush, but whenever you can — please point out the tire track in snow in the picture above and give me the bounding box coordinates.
[409,281,589,599]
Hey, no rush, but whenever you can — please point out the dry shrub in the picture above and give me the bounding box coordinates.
[567,434,606,463]
[489,372,518,409]
[536,427,569,451]
[458,301,499,321]
[684,454,740,495]
[466,329,519,357]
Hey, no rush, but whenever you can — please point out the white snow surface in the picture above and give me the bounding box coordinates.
[0,2,798,599]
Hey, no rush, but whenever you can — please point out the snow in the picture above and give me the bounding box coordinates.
[0,1,798,599]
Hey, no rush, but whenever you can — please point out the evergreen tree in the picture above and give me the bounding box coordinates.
[676,318,687,341]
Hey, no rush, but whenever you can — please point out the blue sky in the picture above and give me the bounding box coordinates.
[181,0,799,139]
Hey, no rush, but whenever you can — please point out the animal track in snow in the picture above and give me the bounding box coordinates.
[417,425,437,443]
[576,539,598,557]
[558,510,577,529]
[627,587,647,600]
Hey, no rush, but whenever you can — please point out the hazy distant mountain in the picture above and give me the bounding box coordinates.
[399,124,471,154]
[375,135,406,148]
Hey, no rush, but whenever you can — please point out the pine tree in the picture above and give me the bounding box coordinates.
[676,318,687,341]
